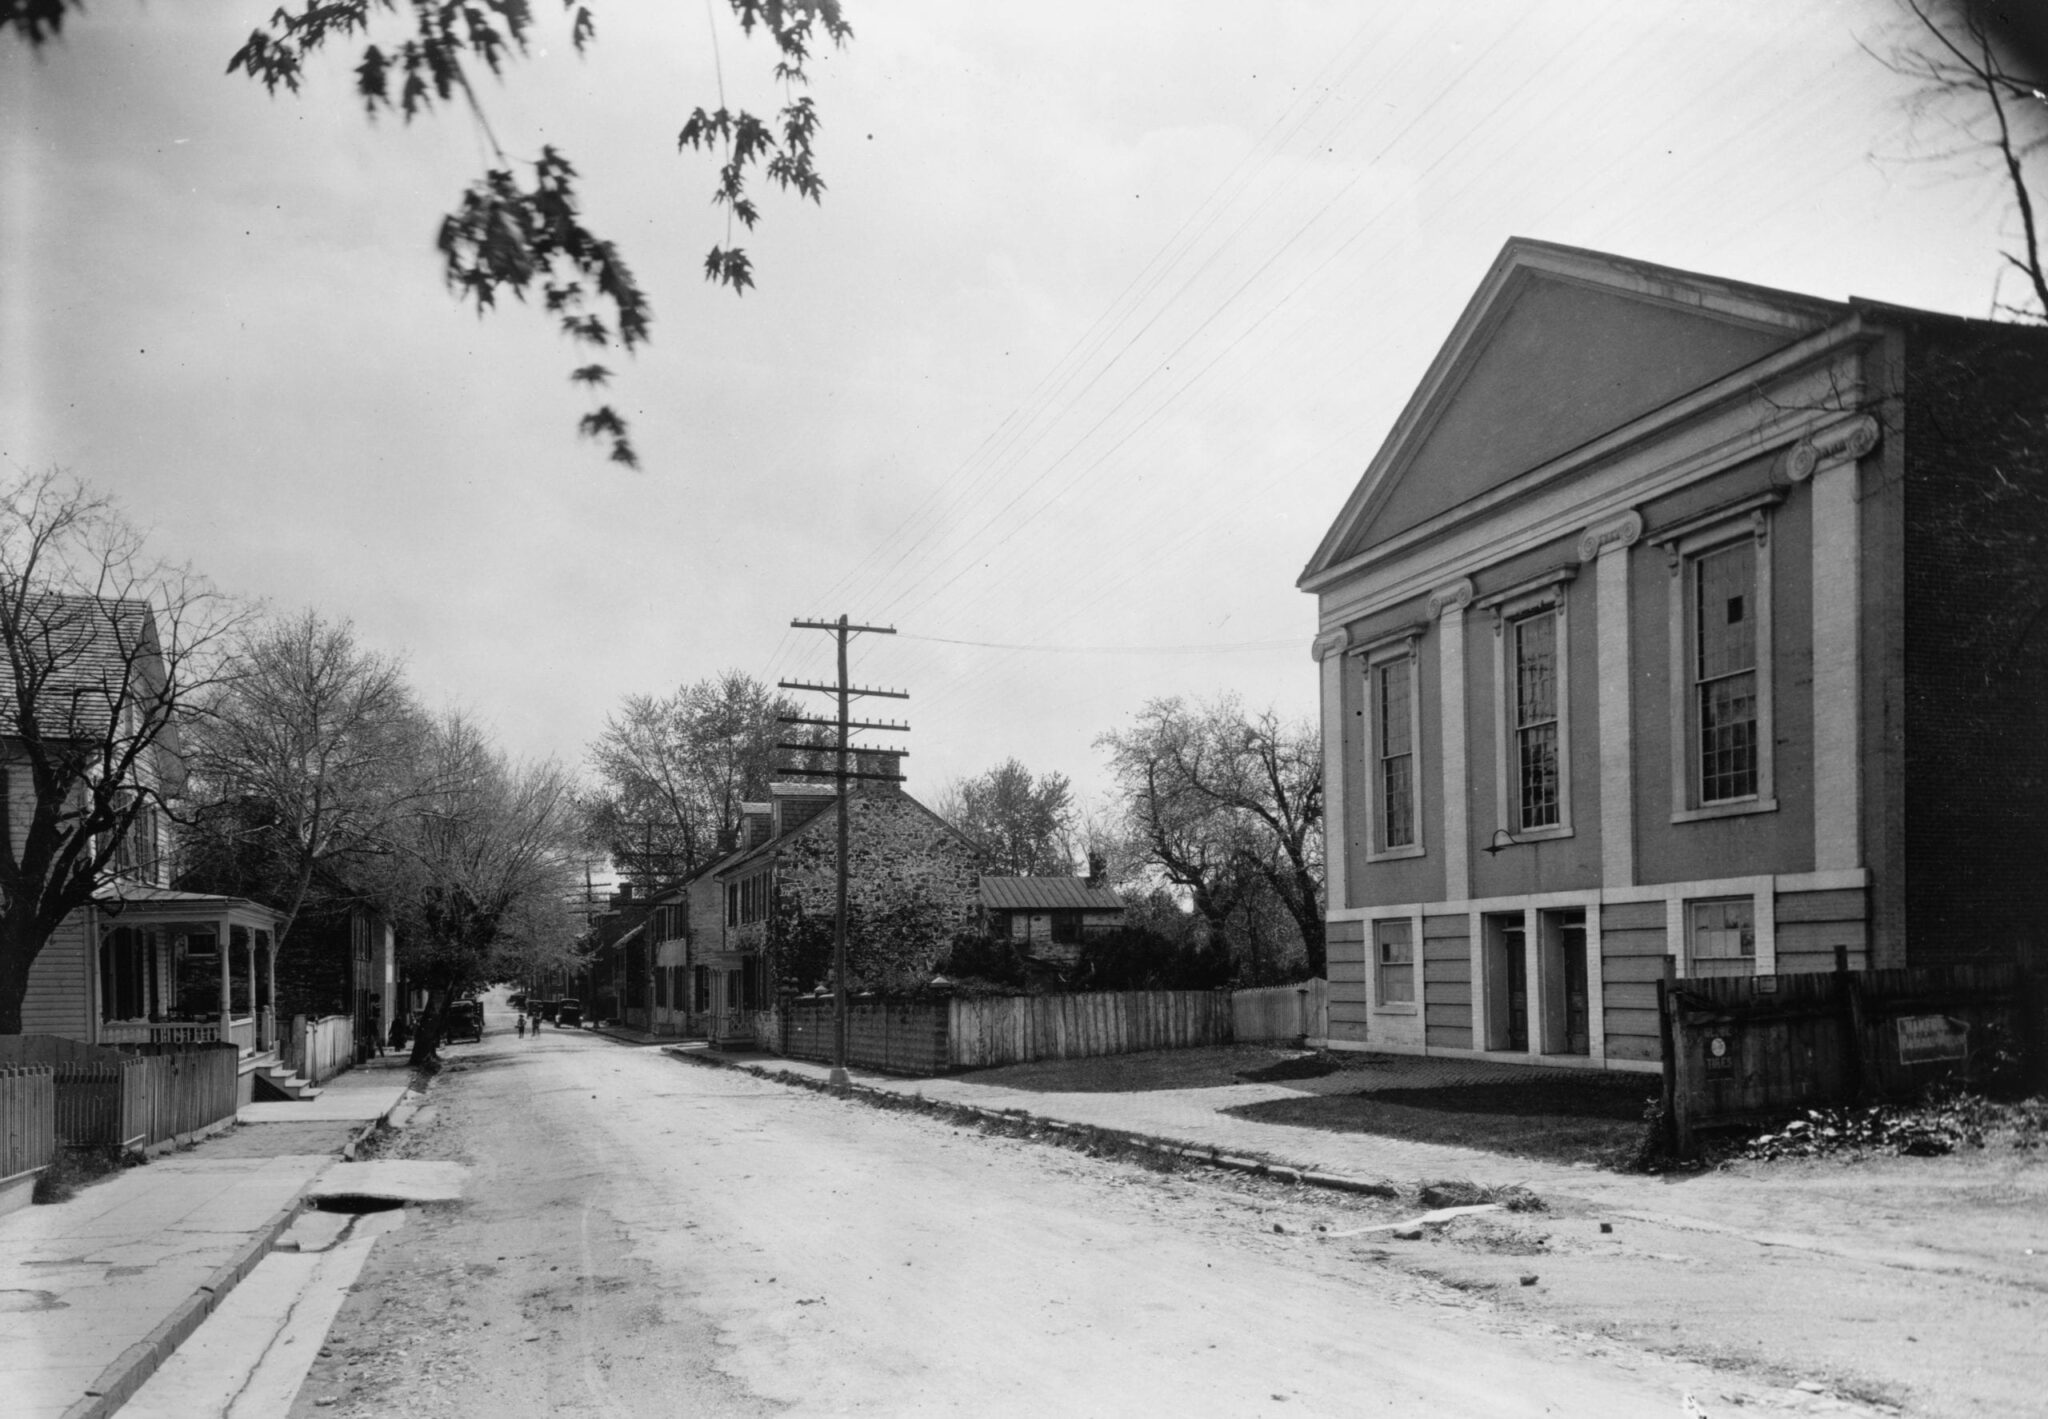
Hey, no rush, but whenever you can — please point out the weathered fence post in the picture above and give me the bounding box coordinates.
[1657,962,1693,1158]
[1834,945,1870,1102]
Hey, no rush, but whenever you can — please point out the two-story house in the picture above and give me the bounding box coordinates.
[1300,239,2048,1072]
[657,777,986,1045]
[11,596,289,1092]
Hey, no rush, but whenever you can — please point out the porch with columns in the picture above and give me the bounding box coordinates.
[91,884,286,1055]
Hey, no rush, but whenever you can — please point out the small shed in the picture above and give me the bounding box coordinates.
[978,876,1125,960]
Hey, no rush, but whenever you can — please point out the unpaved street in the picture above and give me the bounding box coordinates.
[287,1023,1844,1418]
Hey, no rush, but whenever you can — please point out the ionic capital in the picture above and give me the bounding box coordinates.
[1426,578,1474,619]
[1783,414,1881,483]
[1576,510,1643,563]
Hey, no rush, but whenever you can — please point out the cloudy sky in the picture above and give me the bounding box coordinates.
[0,0,2025,812]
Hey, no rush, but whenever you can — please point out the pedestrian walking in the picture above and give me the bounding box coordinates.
[516,1012,526,1039]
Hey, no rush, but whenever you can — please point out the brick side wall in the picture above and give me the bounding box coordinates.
[1898,316,2048,966]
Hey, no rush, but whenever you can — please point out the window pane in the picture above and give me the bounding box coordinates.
[1514,614,1557,727]
[1695,542,1755,681]
[1512,613,1561,828]
[1379,659,1411,756]
[1517,722,1560,828]
[1382,752,1414,847]
[1377,658,1415,848]
[1376,921,1415,1003]
[1689,898,1755,978]
[1693,541,1759,802]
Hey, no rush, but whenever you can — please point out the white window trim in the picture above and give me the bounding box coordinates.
[1371,910,1422,1014]
[1661,502,1778,824]
[1361,633,1426,862]
[1487,574,1575,844]
[1666,886,1777,980]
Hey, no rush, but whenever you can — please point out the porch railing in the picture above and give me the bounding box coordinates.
[98,1021,224,1048]
[225,1016,257,1055]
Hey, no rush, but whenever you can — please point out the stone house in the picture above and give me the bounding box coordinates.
[1299,238,2048,1072]
[647,779,987,1044]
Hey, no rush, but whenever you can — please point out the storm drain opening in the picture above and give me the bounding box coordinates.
[310,1194,408,1214]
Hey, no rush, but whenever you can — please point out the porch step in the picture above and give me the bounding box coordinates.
[252,1065,324,1103]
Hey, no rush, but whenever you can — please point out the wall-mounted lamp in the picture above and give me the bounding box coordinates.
[1482,828,1522,856]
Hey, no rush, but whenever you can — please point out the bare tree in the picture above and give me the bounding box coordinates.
[1098,695,1325,978]
[388,715,580,1064]
[0,471,240,1033]
[1876,0,2048,318]
[182,611,428,955]
[584,671,796,885]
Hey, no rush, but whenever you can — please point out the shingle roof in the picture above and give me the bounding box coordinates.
[0,594,165,741]
[978,876,1125,912]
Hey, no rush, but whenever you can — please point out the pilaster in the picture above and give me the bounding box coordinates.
[1579,510,1641,887]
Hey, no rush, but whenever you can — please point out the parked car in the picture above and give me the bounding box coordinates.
[555,999,584,1028]
[537,999,560,1023]
[445,999,485,1043]
[508,992,527,1009]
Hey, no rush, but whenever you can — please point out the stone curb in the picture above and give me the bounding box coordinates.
[58,1192,309,1419]
[343,1083,425,1162]
[660,1046,1404,1201]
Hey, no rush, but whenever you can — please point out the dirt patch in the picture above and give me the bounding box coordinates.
[1227,1074,1659,1169]
[32,1142,140,1204]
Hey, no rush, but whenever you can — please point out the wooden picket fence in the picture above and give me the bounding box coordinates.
[285,1014,356,1085]
[1659,960,2033,1156]
[0,1036,239,1153]
[0,1063,56,1181]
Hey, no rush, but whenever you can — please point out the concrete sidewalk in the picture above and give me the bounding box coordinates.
[1,1059,418,1419]
[237,1057,412,1125]
[0,1152,327,1419]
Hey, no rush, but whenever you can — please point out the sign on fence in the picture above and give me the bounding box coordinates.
[1895,1014,1968,1065]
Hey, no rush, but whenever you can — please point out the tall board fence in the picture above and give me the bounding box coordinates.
[1231,980,1329,1044]
[766,988,1259,1075]
[1660,960,2035,1156]
[0,1064,56,1184]
[948,991,1234,1069]
[0,1036,239,1153]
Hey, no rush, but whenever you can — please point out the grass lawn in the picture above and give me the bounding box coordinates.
[1226,1067,1660,1168]
[962,1044,1662,1168]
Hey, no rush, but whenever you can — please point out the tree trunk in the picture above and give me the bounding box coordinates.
[408,987,448,1068]
[0,907,55,1035]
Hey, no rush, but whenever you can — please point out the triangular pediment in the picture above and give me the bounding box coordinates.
[1301,240,1845,584]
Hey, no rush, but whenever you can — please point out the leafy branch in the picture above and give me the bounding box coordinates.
[0,0,860,469]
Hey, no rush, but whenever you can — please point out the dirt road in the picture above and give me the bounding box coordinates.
[286,1023,1879,1419]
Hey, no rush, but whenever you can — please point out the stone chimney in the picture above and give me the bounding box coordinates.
[1085,852,1107,890]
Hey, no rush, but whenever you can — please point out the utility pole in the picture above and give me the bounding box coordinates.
[780,615,907,1090]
